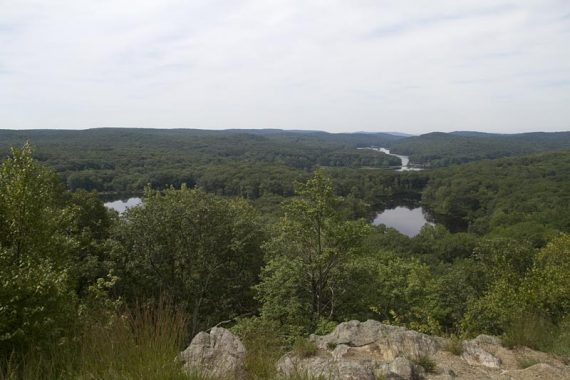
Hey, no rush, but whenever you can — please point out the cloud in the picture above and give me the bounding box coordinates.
[0,0,569,133]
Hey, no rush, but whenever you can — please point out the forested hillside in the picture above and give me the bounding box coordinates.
[0,129,402,194]
[391,131,570,167]
[0,138,569,379]
[422,151,570,243]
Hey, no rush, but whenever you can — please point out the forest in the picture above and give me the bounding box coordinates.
[390,131,570,167]
[0,129,569,379]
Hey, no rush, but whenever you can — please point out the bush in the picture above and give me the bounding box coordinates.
[442,337,464,356]
[292,338,318,358]
[502,312,558,351]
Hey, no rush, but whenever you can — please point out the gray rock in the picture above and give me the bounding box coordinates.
[179,327,246,379]
[277,320,443,379]
[472,334,502,346]
[387,357,414,380]
[461,340,501,368]
[439,367,457,379]
[312,320,442,361]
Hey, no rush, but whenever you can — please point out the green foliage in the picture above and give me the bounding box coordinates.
[422,151,570,240]
[292,338,318,358]
[1,301,191,380]
[231,317,286,380]
[391,131,570,167]
[1,136,570,376]
[113,185,264,335]
[0,143,79,357]
[463,234,570,348]
[257,170,371,332]
[343,251,443,334]
[0,129,403,195]
[442,337,464,356]
[68,189,116,297]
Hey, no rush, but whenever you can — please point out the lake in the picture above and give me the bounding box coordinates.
[373,206,434,236]
[104,197,142,214]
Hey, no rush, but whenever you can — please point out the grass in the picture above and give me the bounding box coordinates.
[517,358,541,369]
[502,313,557,351]
[231,317,286,380]
[1,300,192,380]
[292,338,318,359]
[442,337,464,356]
[0,308,337,380]
[413,355,437,374]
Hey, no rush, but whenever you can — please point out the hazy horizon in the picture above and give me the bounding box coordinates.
[1,1,569,134]
[2,126,570,136]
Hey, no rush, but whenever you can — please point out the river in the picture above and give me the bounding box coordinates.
[358,147,422,171]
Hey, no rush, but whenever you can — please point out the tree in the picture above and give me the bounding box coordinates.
[112,185,264,335]
[67,189,115,297]
[256,169,370,332]
[0,143,78,356]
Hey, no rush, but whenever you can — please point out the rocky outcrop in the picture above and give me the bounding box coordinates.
[461,336,501,368]
[276,320,570,380]
[179,327,246,379]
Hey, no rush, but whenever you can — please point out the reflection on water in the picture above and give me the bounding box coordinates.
[373,206,434,237]
[104,197,142,214]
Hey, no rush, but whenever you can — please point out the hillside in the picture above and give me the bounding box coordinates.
[391,131,570,167]
[0,128,403,194]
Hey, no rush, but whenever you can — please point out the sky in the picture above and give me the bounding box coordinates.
[0,0,569,134]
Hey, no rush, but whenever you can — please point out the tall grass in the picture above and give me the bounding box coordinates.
[503,312,570,358]
[76,299,190,379]
[1,300,193,380]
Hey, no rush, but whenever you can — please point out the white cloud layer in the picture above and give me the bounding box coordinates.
[1,0,569,133]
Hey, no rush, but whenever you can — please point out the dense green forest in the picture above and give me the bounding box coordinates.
[391,131,570,167]
[0,131,569,379]
[0,129,403,194]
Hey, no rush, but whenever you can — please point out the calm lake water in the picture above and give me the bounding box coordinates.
[373,206,434,236]
[104,197,142,214]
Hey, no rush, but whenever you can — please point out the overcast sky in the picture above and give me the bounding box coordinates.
[1,0,569,134]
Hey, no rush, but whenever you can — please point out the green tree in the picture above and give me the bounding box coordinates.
[68,189,115,297]
[256,169,370,332]
[112,185,264,335]
[0,143,78,356]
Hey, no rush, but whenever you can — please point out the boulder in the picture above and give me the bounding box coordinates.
[461,337,501,368]
[277,320,441,380]
[179,327,246,379]
[275,320,570,380]
[312,320,443,361]
[387,357,418,380]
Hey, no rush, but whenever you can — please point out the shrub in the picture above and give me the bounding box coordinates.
[502,312,557,351]
[293,338,318,358]
[442,337,464,356]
